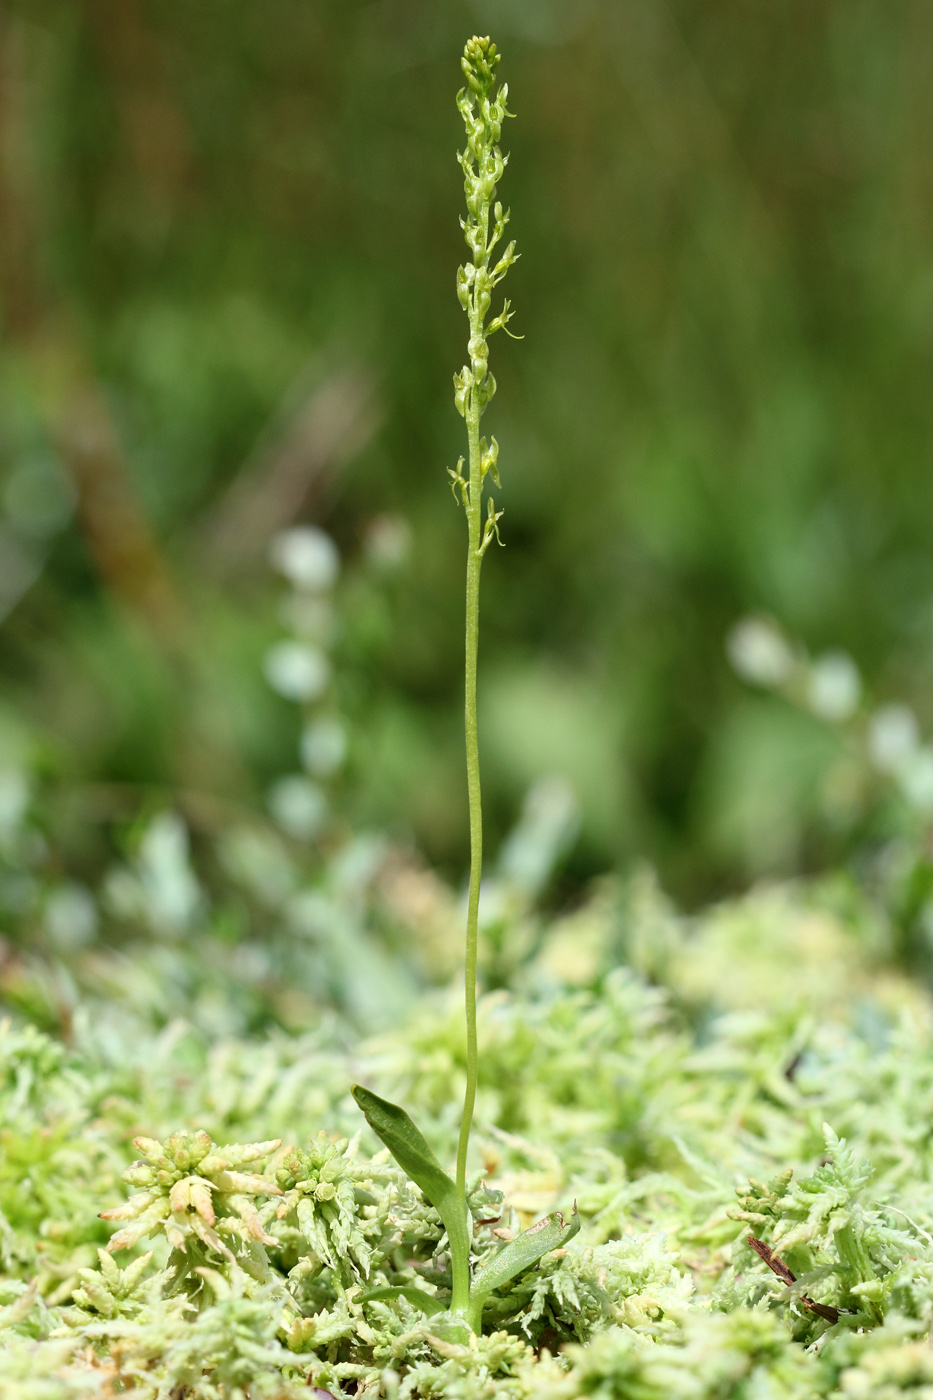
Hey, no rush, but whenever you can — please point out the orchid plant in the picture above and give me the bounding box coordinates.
[351,36,578,1339]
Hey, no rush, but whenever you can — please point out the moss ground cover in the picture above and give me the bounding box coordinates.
[3,874,933,1396]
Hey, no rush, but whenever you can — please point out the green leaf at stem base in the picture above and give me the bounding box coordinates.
[351,1085,472,1317]
[466,1205,580,1331]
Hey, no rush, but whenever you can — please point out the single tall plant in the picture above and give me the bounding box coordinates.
[352,35,578,1339]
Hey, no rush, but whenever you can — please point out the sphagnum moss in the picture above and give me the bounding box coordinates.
[9,901,933,1395]
[351,35,578,1341]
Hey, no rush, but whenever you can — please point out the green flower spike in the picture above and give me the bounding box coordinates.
[352,36,576,1341]
[450,31,519,1217]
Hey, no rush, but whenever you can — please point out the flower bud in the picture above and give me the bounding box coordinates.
[453,368,471,417]
[480,436,501,487]
[456,266,472,310]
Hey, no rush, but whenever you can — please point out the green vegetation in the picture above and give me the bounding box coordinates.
[4,867,933,1395]
[349,37,580,1343]
[3,588,933,1392]
[5,7,933,1396]
[4,0,933,898]
[447,33,517,1209]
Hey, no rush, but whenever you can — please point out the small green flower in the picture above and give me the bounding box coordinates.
[452,35,519,455]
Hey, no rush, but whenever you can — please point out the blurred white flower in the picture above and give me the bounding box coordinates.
[264,641,331,702]
[104,812,202,936]
[300,717,347,777]
[807,652,861,722]
[726,618,795,688]
[139,812,202,933]
[267,774,328,840]
[269,526,340,592]
[868,704,920,775]
[44,882,98,950]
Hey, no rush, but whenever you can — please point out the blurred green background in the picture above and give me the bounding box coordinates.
[2,0,932,905]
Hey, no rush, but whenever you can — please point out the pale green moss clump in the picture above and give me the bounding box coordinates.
[3,906,933,1396]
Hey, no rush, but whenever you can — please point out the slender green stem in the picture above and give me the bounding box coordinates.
[449,1145,474,1315]
[352,35,514,1336]
[448,34,517,1320]
[455,389,484,1204]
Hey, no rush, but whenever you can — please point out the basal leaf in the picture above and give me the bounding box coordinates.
[351,1085,471,1312]
[467,1205,580,1327]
